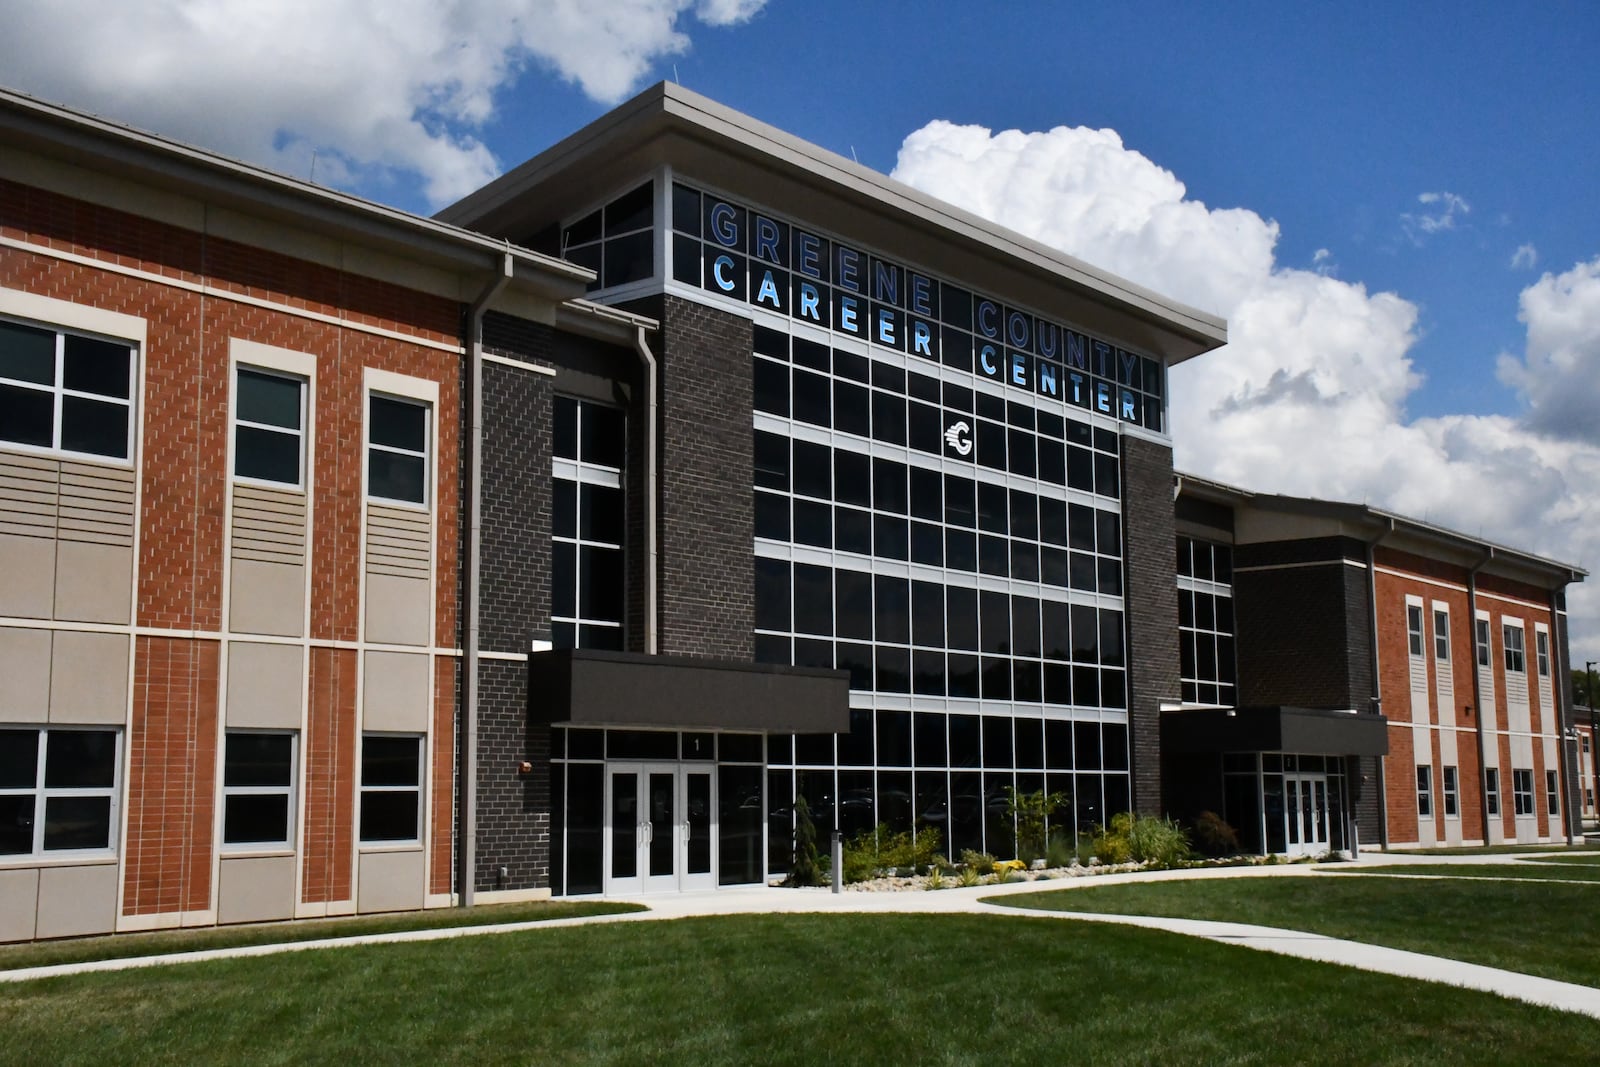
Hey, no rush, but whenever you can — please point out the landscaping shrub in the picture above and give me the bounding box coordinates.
[841,824,944,883]
[1004,787,1069,863]
[960,849,997,875]
[1091,812,1192,869]
[1191,810,1241,857]
[1045,830,1077,869]
[782,795,824,887]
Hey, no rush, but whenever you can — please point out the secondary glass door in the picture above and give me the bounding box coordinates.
[1284,774,1329,856]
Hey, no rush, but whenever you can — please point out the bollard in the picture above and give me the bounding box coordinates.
[831,831,843,894]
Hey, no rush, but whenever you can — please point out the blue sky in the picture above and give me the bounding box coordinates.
[464,3,1599,426]
[3,1,1599,655]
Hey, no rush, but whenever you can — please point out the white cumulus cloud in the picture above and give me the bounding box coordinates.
[892,121,1599,662]
[0,0,765,206]
[1511,243,1539,270]
[1498,256,1600,444]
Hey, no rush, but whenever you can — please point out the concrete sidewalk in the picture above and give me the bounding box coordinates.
[6,858,1600,1020]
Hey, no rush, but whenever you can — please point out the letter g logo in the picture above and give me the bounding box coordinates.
[944,420,973,457]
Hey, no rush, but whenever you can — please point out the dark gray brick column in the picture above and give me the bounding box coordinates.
[1121,435,1178,817]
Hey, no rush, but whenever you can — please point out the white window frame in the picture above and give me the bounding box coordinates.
[363,369,437,511]
[1406,602,1424,658]
[1475,616,1492,669]
[0,315,137,464]
[231,365,307,488]
[1433,607,1450,662]
[1503,622,1526,675]
[1512,768,1535,817]
[553,396,626,649]
[1442,764,1459,818]
[359,732,424,846]
[0,726,121,859]
[1416,764,1433,818]
[1485,767,1501,817]
[221,730,298,851]
[1535,626,1550,678]
[1547,769,1560,819]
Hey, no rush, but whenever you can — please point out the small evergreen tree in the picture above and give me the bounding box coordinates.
[783,794,823,887]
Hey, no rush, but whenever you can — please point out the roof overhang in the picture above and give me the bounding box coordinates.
[1162,705,1389,757]
[440,82,1227,367]
[527,649,849,734]
[1174,470,1586,590]
[0,86,594,306]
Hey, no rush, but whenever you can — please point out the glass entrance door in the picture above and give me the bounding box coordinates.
[1284,774,1329,856]
[605,763,716,894]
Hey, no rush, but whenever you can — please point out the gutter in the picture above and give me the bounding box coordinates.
[1365,520,1393,850]
[1466,550,1494,847]
[460,251,514,907]
[633,326,659,654]
[1550,587,1581,845]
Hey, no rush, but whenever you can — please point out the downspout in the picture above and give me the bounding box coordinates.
[1365,520,1392,849]
[1466,550,1493,847]
[1550,585,1580,845]
[632,326,659,654]
[460,251,513,908]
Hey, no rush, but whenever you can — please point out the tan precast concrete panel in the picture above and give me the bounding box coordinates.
[0,534,56,619]
[357,849,426,914]
[0,627,51,722]
[49,631,129,724]
[35,863,117,939]
[362,651,430,733]
[217,855,296,924]
[227,642,305,729]
[53,542,133,624]
[0,868,39,942]
[365,573,430,646]
[230,559,306,637]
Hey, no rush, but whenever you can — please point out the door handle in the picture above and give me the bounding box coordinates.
[683,820,690,843]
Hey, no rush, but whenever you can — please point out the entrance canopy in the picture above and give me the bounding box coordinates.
[1162,706,1388,756]
[528,649,849,734]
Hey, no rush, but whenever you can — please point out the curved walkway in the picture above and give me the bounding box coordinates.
[5,858,1600,1020]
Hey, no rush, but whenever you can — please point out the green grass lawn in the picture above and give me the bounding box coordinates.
[3,914,1598,1065]
[1323,863,1600,882]
[998,874,1600,987]
[1516,853,1600,866]
[0,900,641,973]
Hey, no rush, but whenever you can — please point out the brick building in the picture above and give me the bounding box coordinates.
[1165,476,1585,852]
[1,82,1588,940]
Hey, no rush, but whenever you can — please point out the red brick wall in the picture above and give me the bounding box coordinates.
[431,656,457,897]
[123,637,217,915]
[303,647,357,904]
[4,179,467,924]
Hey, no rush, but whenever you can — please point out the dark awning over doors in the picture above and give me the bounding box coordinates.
[1162,706,1389,756]
[527,649,849,734]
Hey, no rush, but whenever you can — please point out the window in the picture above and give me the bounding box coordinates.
[234,367,304,485]
[0,319,134,460]
[1547,769,1560,819]
[1433,608,1450,661]
[1415,764,1432,817]
[1475,618,1491,668]
[1442,765,1459,818]
[1503,623,1525,674]
[562,182,655,291]
[1536,629,1550,678]
[0,728,119,856]
[1406,603,1424,657]
[1485,767,1500,816]
[368,394,429,505]
[222,732,295,847]
[1177,537,1236,707]
[360,735,422,843]
[553,397,625,649]
[1512,768,1535,817]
